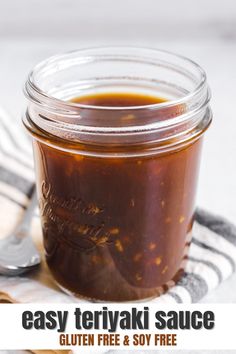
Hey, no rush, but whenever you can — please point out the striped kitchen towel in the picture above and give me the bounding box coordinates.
[0,106,236,304]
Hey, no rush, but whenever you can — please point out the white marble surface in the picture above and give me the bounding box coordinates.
[0,1,235,352]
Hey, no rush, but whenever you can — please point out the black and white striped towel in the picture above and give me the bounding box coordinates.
[0,106,236,304]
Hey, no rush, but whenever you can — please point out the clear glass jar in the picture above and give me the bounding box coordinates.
[23,47,212,302]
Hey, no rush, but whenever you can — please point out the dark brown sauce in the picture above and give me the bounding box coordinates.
[34,92,201,301]
[71,92,167,107]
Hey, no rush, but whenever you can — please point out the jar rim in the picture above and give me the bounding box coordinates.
[24,46,211,155]
[25,46,207,112]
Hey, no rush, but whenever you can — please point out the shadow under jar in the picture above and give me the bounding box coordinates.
[23,47,212,302]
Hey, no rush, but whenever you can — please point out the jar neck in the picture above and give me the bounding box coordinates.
[23,47,212,156]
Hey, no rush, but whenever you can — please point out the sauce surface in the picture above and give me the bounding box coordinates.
[34,92,202,301]
[71,92,167,107]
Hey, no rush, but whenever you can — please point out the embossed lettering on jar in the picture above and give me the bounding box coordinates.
[23,47,212,301]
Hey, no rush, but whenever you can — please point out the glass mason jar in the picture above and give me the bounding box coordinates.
[23,47,212,302]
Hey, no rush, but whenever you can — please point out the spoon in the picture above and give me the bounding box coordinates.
[0,187,41,276]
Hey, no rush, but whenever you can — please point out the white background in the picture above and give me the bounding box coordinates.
[0,304,235,351]
[0,0,235,352]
